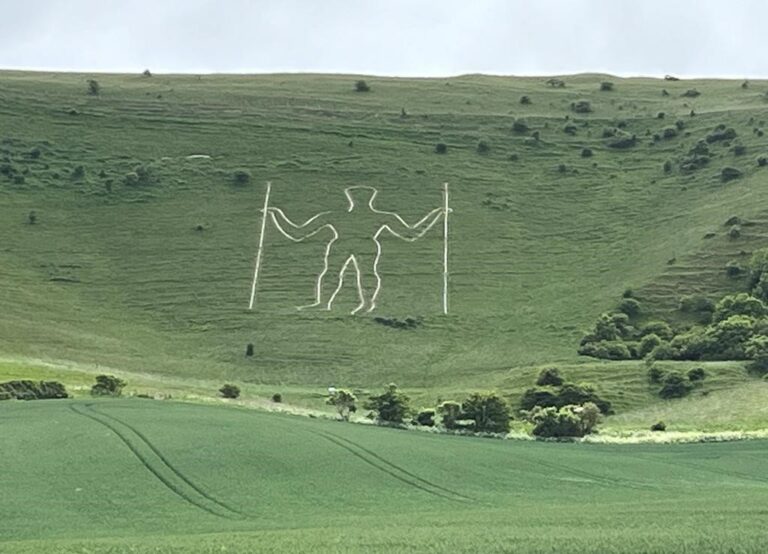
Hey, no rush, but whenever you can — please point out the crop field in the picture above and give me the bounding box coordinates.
[1,399,766,554]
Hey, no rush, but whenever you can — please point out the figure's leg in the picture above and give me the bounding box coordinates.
[354,252,380,314]
[298,240,339,310]
[325,250,356,311]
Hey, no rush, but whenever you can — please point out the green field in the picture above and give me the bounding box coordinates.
[2,399,767,553]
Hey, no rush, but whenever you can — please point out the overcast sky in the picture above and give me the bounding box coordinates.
[1,0,766,78]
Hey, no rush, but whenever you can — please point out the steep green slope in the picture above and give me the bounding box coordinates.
[1,71,768,387]
[2,399,767,553]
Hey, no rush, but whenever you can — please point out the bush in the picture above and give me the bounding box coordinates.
[327,388,357,420]
[647,365,665,384]
[641,321,674,340]
[354,80,370,92]
[520,382,612,415]
[679,294,715,314]
[536,367,564,387]
[72,165,85,179]
[725,260,744,277]
[681,89,701,98]
[0,380,69,400]
[530,403,600,438]
[570,100,592,113]
[271,393,282,403]
[713,293,767,323]
[519,95,531,105]
[639,333,662,358]
[437,400,462,429]
[143,69,152,77]
[91,375,126,397]
[687,367,706,382]
[733,144,747,156]
[662,126,678,139]
[219,383,240,399]
[707,127,737,143]
[27,210,37,225]
[414,409,436,427]
[245,343,254,356]
[476,141,490,154]
[758,156,768,167]
[124,164,157,187]
[546,78,565,88]
[581,147,593,158]
[663,160,673,173]
[512,119,529,133]
[87,79,100,96]
[746,335,768,374]
[460,392,510,433]
[563,124,577,135]
[435,143,447,154]
[364,383,410,424]
[232,169,251,185]
[606,132,637,149]
[721,167,743,182]
[600,81,614,91]
[618,297,641,317]
[659,371,693,398]
[650,421,667,432]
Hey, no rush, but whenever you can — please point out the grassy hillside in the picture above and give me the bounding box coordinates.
[2,70,768,392]
[2,399,767,554]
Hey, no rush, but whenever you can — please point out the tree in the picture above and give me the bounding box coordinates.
[354,80,370,92]
[536,367,564,386]
[712,293,767,323]
[364,383,410,424]
[437,400,462,429]
[91,374,126,397]
[87,79,101,96]
[461,392,511,433]
[219,383,240,399]
[746,334,768,374]
[658,371,692,399]
[327,388,357,421]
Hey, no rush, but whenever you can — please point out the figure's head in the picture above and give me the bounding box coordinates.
[344,186,377,211]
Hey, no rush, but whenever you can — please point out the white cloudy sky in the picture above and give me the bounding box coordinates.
[1,0,766,77]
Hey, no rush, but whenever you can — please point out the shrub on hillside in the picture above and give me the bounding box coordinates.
[327,388,357,420]
[546,78,566,88]
[536,367,564,387]
[606,132,637,149]
[27,210,37,225]
[413,408,435,427]
[725,260,744,277]
[600,81,614,91]
[713,293,767,323]
[233,169,251,185]
[639,333,662,358]
[706,126,737,143]
[640,321,674,340]
[0,380,69,400]
[746,335,768,374]
[563,124,578,135]
[687,367,706,382]
[476,140,490,154]
[658,371,693,399]
[435,142,447,154]
[354,80,370,92]
[219,383,240,399]
[721,167,743,182]
[681,89,701,98]
[570,100,592,113]
[87,79,100,96]
[618,297,641,317]
[679,294,715,314]
[437,400,462,429]
[364,383,410,424]
[271,393,282,403]
[650,421,667,432]
[647,365,665,384]
[91,375,126,397]
[519,95,531,105]
[581,147,593,158]
[512,119,529,133]
[520,382,612,415]
[529,402,600,438]
[245,343,254,357]
[461,392,511,433]
[758,156,768,167]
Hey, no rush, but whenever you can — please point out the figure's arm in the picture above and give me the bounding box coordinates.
[268,208,332,241]
[380,207,446,241]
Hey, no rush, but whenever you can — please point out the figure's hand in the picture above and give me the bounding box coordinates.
[444,207,454,214]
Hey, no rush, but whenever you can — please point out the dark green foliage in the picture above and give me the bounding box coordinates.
[71,165,85,179]
[529,402,600,438]
[327,389,357,420]
[536,367,564,387]
[647,365,665,384]
[29,147,42,159]
[563,124,577,135]
[650,421,667,431]
[413,408,435,427]
[519,388,559,411]
[662,127,678,139]
[746,335,768,374]
[557,163,567,174]
[687,367,706,382]
[713,293,767,323]
[520,382,612,415]
[618,297,641,316]
[233,169,251,185]
[271,393,282,403]
[707,126,737,143]
[581,147,593,158]
[373,316,422,329]
[733,145,747,156]
[437,400,462,429]
[0,380,68,400]
[639,333,662,358]
[519,95,531,105]
[758,156,768,167]
[721,167,743,182]
[512,119,529,133]
[143,69,152,77]
[91,374,126,397]
[219,383,240,399]
[354,80,370,92]
[680,141,712,172]
[663,160,673,173]
[657,112,665,119]
[87,79,100,96]
[545,78,565,88]
[570,100,592,113]
[659,371,693,398]
[641,321,674,340]
[460,392,510,433]
[476,140,490,154]
[434,142,447,154]
[725,260,744,277]
[365,383,410,424]
[124,164,157,186]
[679,294,715,314]
[600,81,614,91]
[27,210,37,225]
[245,343,254,356]
[681,89,701,98]
[606,132,637,149]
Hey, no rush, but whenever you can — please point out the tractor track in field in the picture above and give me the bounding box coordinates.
[70,403,247,520]
[315,430,473,503]
[513,452,652,491]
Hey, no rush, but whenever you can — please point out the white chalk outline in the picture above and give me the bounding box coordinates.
[253,185,448,315]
